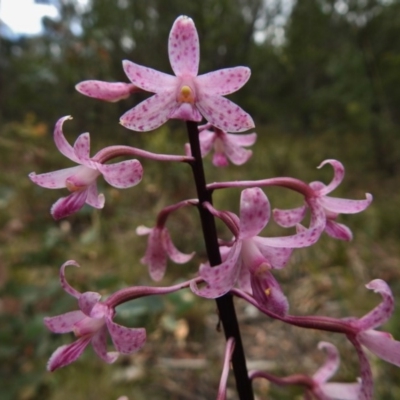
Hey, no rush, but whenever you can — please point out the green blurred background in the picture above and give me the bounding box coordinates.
[1,0,400,399]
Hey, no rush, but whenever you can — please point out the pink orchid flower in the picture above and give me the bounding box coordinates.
[136,225,194,281]
[44,261,146,371]
[75,80,140,102]
[29,116,143,219]
[249,342,361,400]
[191,188,325,315]
[306,342,361,400]
[119,15,254,132]
[349,279,400,367]
[273,160,373,241]
[196,123,257,167]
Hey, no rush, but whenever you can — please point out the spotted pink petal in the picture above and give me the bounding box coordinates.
[91,326,119,363]
[122,60,176,93]
[29,166,81,189]
[358,330,400,367]
[98,160,143,189]
[51,189,88,220]
[47,337,92,371]
[325,219,353,241]
[79,291,102,316]
[53,116,80,163]
[316,160,345,195]
[60,260,81,298]
[120,91,176,131]
[273,205,307,228]
[106,318,147,354]
[140,228,167,281]
[357,279,394,331]
[73,132,91,162]
[162,229,194,264]
[75,80,138,102]
[319,194,373,214]
[196,67,251,96]
[197,94,255,133]
[192,241,243,298]
[168,16,199,77]
[239,188,270,240]
[85,183,105,209]
[44,310,85,333]
[313,342,340,383]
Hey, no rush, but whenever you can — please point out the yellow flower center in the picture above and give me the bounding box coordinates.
[178,85,195,104]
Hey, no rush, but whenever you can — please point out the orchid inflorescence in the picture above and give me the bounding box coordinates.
[30,15,399,399]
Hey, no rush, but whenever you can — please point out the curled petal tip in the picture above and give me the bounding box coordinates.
[365,279,390,293]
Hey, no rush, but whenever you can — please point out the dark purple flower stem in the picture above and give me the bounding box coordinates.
[186,121,254,400]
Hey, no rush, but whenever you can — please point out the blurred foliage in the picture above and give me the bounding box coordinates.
[1,0,400,399]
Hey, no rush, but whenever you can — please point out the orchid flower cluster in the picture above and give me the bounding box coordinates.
[30,15,400,399]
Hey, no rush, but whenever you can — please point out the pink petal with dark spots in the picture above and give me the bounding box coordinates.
[91,326,119,363]
[239,188,270,240]
[120,91,176,132]
[122,60,176,93]
[193,241,243,298]
[106,318,146,354]
[357,279,394,330]
[29,166,80,189]
[313,342,340,383]
[73,132,91,161]
[75,80,138,102]
[98,159,143,188]
[51,189,88,220]
[140,227,168,281]
[47,337,92,371]
[197,94,255,133]
[196,67,251,96]
[316,159,345,195]
[320,194,373,214]
[44,310,85,333]
[53,116,80,163]
[168,16,199,77]
[273,205,307,228]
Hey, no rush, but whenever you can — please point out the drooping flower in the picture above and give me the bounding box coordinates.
[273,160,372,241]
[29,116,143,219]
[136,225,194,281]
[191,188,325,315]
[249,342,362,400]
[196,123,257,167]
[119,15,254,132]
[44,261,146,371]
[75,80,140,102]
[349,279,400,367]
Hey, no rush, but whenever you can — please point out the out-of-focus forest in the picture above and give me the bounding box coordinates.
[1,0,400,399]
